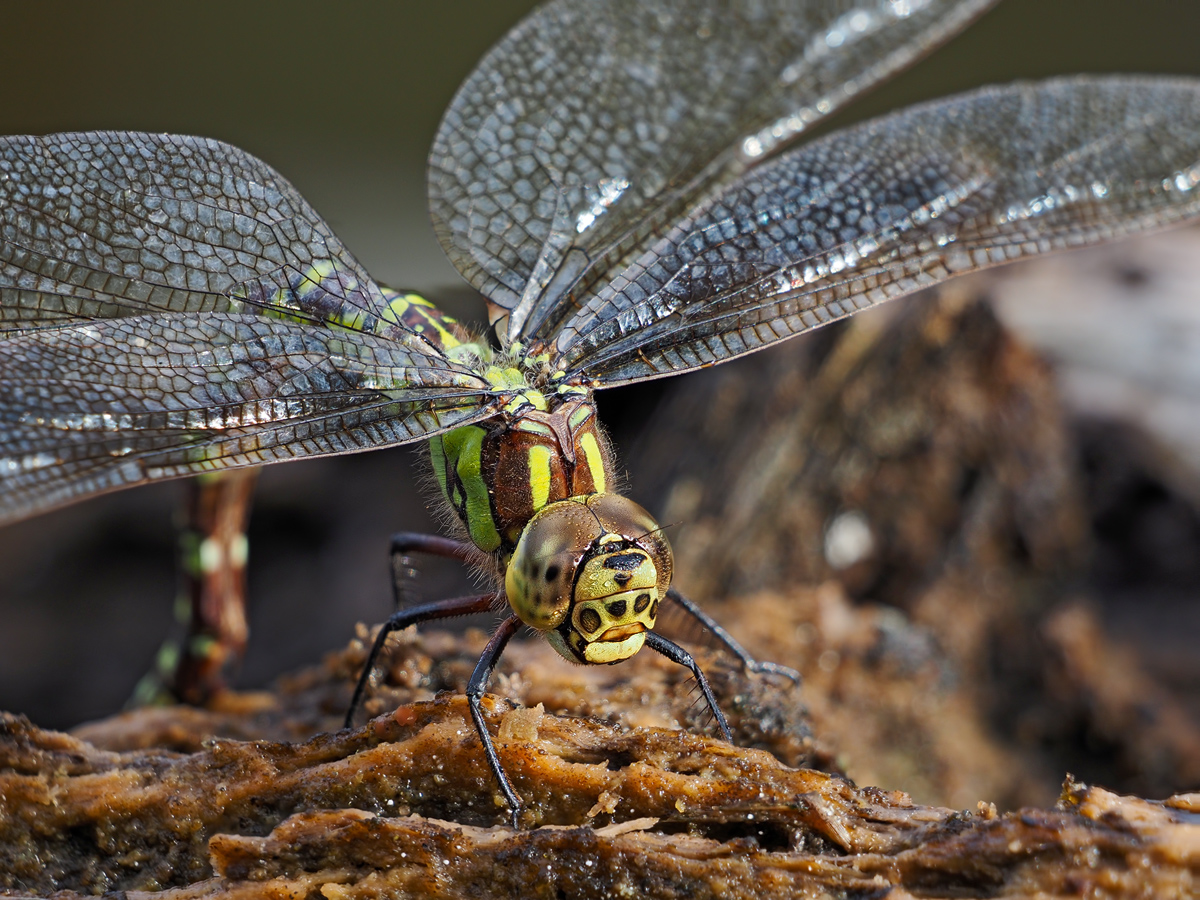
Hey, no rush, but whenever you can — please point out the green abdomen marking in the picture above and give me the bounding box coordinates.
[430,426,501,553]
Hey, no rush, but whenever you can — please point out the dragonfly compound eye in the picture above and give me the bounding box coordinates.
[505,493,673,665]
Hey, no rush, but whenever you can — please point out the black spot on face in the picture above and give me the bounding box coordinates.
[606,599,627,618]
[634,593,651,613]
[649,599,659,619]
[579,608,602,634]
[614,572,632,587]
[603,553,644,571]
[545,564,560,582]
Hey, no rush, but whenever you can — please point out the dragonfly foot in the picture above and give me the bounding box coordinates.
[746,658,802,684]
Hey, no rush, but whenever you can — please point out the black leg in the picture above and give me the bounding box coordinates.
[466,614,525,829]
[644,631,733,743]
[666,587,800,682]
[345,592,496,728]
[389,532,477,611]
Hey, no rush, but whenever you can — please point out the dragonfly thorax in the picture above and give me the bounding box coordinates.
[505,492,672,665]
[428,395,612,556]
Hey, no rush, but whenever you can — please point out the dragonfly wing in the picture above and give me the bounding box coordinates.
[0,132,418,339]
[428,0,997,344]
[0,313,496,524]
[548,77,1200,385]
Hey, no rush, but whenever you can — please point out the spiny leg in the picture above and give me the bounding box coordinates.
[386,534,528,826]
[388,532,477,610]
[666,587,800,682]
[345,592,496,728]
[466,614,524,828]
[644,631,733,742]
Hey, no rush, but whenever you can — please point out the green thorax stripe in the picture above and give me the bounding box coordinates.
[430,425,501,553]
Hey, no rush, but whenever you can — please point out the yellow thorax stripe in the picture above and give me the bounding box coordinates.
[528,445,552,512]
[579,431,606,494]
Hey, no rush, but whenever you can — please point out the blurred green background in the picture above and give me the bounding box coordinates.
[2,0,1200,727]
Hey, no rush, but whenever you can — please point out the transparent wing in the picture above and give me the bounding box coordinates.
[428,0,997,344]
[0,313,496,524]
[0,132,422,342]
[548,77,1200,385]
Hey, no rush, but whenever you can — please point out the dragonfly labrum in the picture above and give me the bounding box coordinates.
[4,0,1200,826]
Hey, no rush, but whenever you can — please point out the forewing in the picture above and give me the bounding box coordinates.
[0,132,413,339]
[549,77,1200,385]
[0,314,496,524]
[429,0,998,344]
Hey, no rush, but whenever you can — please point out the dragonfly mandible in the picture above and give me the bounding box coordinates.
[4,0,1200,826]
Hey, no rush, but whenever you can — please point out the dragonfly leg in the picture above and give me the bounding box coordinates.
[666,587,800,683]
[466,614,525,829]
[132,469,259,707]
[644,631,733,742]
[345,592,497,728]
[388,532,476,610]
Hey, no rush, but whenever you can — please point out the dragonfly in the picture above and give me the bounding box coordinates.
[3,0,1200,825]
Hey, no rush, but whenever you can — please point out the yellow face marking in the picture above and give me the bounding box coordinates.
[566,546,660,664]
[579,431,606,494]
[574,550,657,607]
[582,631,645,664]
[528,445,552,512]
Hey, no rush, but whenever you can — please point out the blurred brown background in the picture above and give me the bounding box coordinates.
[2,0,1200,734]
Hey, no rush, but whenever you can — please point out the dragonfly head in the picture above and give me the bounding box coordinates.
[504,493,672,665]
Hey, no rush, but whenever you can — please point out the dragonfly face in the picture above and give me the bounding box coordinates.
[505,491,672,664]
[4,0,1200,824]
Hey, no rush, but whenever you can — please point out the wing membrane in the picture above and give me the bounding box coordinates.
[0,314,495,524]
[429,0,998,344]
[549,77,1200,385]
[0,132,417,341]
